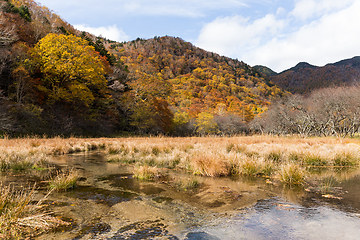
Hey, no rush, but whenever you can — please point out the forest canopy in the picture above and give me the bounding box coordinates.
[32,33,108,107]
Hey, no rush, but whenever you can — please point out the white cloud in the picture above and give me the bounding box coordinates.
[74,24,129,42]
[196,0,360,72]
[248,0,360,71]
[291,0,354,21]
[195,14,286,62]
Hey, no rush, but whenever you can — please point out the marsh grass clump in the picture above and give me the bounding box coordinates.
[333,153,357,166]
[30,140,41,148]
[320,175,338,194]
[133,166,160,181]
[303,154,328,166]
[108,147,120,155]
[266,151,283,163]
[182,144,194,153]
[0,184,66,239]
[260,161,276,176]
[278,163,306,185]
[49,168,79,191]
[226,143,235,153]
[191,154,229,177]
[233,145,247,153]
[151,146,161,156]
[238,158,261,176]
[173,178,199,192]
[245,151,259,158]
[107,154,136,164]
[108,144,129,155]
[162,155,181,169]
[0,152,49,172]
[289,152,301,162]
[132,147,139,153]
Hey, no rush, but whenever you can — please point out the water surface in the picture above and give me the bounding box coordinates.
[2,152,360,239]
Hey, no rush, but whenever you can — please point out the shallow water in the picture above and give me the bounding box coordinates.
[2,152,360,239]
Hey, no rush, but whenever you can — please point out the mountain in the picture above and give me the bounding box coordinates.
[270,57,360,94]
[280,62,317,74]
[0,0,284,136]
[253,65,278,77]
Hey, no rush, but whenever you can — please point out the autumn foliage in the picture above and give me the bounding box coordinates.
[32,33,108,106]
[111,37,284,134]
[0,0,285,136]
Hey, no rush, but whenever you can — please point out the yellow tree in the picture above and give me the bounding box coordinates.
[195,112,218,135]
[32,33,107,106]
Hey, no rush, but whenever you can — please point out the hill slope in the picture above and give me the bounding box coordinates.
[270,57,360,94]
[0,0,284,136]
[253,65,278,77]
[109,37,284,124]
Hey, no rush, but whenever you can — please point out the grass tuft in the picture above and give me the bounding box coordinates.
[333,153,357,166]
[278,163,305,185]
[48,168,79,191]
[191,154,229,177]
[303,154,327,166]
[239,158,261,176]
[0,184,67,238]
[133,166,160,181]
[226,143,235,153]
[266,151,282,163]
[173,178,199,192]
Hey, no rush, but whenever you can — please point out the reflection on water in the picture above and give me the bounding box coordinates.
[204,198,360,240]
[2,152,360,239]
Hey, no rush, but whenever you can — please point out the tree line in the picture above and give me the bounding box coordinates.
[252,86,360,137]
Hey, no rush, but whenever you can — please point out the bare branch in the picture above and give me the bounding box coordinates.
[0,14,18,46]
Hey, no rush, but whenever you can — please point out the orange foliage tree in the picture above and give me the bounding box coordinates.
[32,33,108,107]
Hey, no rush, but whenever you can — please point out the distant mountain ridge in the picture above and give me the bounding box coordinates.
[263,56,360,94]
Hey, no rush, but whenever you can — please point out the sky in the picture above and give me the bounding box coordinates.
[35,0,360,72]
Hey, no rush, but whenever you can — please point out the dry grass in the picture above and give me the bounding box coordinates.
[99,135,360,185]
[133,166,161,180]
[0,184,68,239]
[1,135,360,185]
[48,168,79,191]
[278,163,306,185]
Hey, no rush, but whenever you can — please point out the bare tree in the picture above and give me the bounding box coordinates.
[309,86,360,137]
[0,90,13,132]
[0,14,18,46]
[260,85,360,137]
[214,114,248,136]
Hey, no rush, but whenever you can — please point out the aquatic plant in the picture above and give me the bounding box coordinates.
[278,163,306,185]
[266,151,283,163]
[133,166,160,181]
[173,178,199,192]
[49,168,79,191]
[1,135,360,186]
[320,175,337,194]
[226,143,235,153]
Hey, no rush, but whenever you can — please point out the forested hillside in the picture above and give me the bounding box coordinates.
[269,57,360,94]
[108,37,284,135]
[0,0,284,136]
